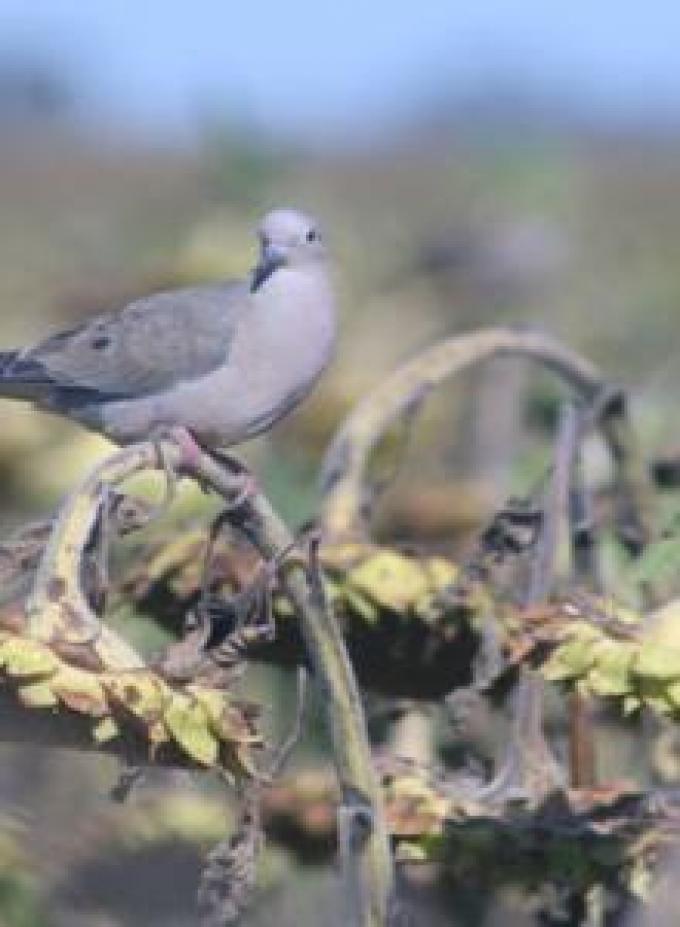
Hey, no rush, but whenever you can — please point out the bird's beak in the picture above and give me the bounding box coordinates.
[251,246,287,292]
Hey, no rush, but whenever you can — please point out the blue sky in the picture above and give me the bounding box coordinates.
[2,0,680,141]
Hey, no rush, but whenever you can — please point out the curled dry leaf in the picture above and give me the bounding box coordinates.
[0,626,263,777]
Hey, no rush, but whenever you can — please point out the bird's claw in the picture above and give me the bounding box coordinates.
[146,425,205,518]
[150,425,203,474]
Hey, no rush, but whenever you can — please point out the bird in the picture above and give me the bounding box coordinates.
[0,209,336,452]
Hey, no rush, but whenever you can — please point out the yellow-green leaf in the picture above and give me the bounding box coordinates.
[52,666,109,716]
[163,694,219,767]
[634,642,680,681]
[104,671,167,721]
[17,681,58,708]
[0,638,58,678]
[542,626,601,681]
[93,716,119,743]
[188,686,236,741]
[347,550,446,613]
[585,641,636,697]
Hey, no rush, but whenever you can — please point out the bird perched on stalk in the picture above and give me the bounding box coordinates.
[0,209,336,456]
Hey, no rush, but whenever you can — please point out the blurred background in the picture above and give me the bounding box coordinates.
[2,1,680,924]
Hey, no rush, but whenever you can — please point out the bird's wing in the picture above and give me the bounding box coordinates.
[7,283,248,401]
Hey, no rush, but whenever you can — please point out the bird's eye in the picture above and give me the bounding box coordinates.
[306,227,319,243]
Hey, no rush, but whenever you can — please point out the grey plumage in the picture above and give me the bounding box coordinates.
[0,209,336,448]
[0,284,244,401]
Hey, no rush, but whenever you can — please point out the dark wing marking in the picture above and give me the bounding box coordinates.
[5,282,247,402]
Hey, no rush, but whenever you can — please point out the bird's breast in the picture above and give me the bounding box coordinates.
[236,267,336,394]
[149,267,337,446]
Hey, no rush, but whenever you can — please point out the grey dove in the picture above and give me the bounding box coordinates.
[0,209,336,449]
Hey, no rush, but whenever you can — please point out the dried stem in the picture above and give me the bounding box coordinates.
[12,437,393,926]
[567,423,599,789]
[320,326,651,543]
[526,401,581,606]
[25,444,160,668]
[482,403,581,804]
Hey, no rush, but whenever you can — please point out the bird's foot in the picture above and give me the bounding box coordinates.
[147,425,202,517]
[150,425,203,473]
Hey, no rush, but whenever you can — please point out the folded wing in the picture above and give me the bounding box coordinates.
[0,283,246,406]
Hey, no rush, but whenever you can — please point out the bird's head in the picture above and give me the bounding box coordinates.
[251,208,326,292]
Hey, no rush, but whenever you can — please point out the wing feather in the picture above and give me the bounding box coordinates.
[9,282,247,400]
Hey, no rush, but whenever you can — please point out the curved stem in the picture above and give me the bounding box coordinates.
[194,452,394,926]
[320,326,650,544]
[25,439,393,926]
[26,443,161,668]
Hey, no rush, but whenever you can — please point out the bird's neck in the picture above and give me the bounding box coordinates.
[260,264,335,335]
